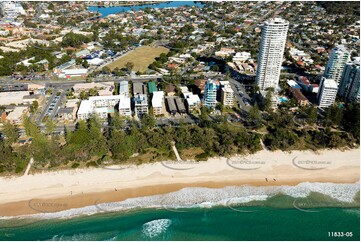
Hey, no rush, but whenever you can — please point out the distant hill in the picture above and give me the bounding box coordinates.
[317,1,360,16]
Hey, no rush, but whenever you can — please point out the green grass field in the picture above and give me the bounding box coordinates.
[106,46,169,72]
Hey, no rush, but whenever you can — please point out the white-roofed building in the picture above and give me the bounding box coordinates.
[6,106,29,125]
[151,91,164,115]
[93,107,108,119]
[286,80,302,89]
[89,95,122,108]
[58,69,88,78]
[184,93,201,112]
[0,91,30,105]
[77,100,93,120]
[87,58,104,66]
[317,77,338,108]
[119,81,129,97]
[118,96,131,116]
[233,52,251,62]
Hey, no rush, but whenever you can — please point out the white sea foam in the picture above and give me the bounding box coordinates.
[1,182,359,220]
[142,219,171,238]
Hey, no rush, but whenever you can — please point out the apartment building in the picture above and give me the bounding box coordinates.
[151,91,164,115]
[256,18,289,91]
[221,87,234,107]
[317,77,338,108]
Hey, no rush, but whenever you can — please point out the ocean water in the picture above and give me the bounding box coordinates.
[88,1,204,18]
[0,183,359,241]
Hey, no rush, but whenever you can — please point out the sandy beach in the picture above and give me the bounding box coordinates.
[0,148,359,217]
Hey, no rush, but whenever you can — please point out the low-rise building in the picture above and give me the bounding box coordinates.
[0,91,30,105]
[133,82,147,95]
[175,97,186,114]
[289,88,309,106]
[6,106,29,125]
[165,96,177,115]
[73,82,114,96]
[57,107,76,122]
[58,68,88,78]
[22,94,44,105]
[165,84,177,96]
[119,81,129,97]
[147,81,157,94]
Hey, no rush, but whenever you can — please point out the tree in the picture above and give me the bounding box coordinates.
[45,119,56,134]
[248,103,260,122]
[30,101,39,114]
[102,66,111,74]
[3,122,18,145]
[61,32,91,48]
[125,62,134,73]
[75,57,83,65]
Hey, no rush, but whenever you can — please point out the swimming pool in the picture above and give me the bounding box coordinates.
[279,97,289,103]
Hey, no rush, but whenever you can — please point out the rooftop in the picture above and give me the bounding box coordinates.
[77,100,93,115]
[322,78,338,89]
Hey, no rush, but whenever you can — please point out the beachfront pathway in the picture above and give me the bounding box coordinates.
[259,139,268,151]
[172,142,183,161]
[23,157,34,176]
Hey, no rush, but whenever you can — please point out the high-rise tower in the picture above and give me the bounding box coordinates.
[256,18,289,91]
[324,45,350,85]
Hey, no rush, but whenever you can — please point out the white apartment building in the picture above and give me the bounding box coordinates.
[324,45,350,85]
[233,52,251,62]
[77,100,93,120]
[338,59,360,103]
[184,93,201,112]
[118,96,131,116]
[256,18,289,91]
[151,91,164,115]
[77,95,131,120]
[317,78,338,108]
[221,87,234,107]
[89,95,123,108]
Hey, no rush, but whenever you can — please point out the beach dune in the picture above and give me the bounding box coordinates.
[0,149,359,217]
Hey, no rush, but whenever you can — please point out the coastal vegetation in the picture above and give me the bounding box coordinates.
[0,103,359,174]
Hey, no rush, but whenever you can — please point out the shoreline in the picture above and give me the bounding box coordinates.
[0,148,359,217]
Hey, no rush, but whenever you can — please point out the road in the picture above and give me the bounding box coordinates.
[228,78,252,112]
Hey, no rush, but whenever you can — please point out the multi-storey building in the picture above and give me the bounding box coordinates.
[317,77,338,108]
[256,18,289,91]
[324,45,350,85]
[221,87,234,107]
[203,79,218,108]
[338,59,360,103]
[151,91,164,115]
[134,94,148,116]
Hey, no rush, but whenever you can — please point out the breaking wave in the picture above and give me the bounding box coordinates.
[0,182,359,221]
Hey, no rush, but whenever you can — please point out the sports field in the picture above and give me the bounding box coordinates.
[106,46,169,72]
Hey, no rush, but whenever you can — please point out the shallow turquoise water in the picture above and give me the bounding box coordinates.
[88,1,204,18]
[0,205,359,240]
